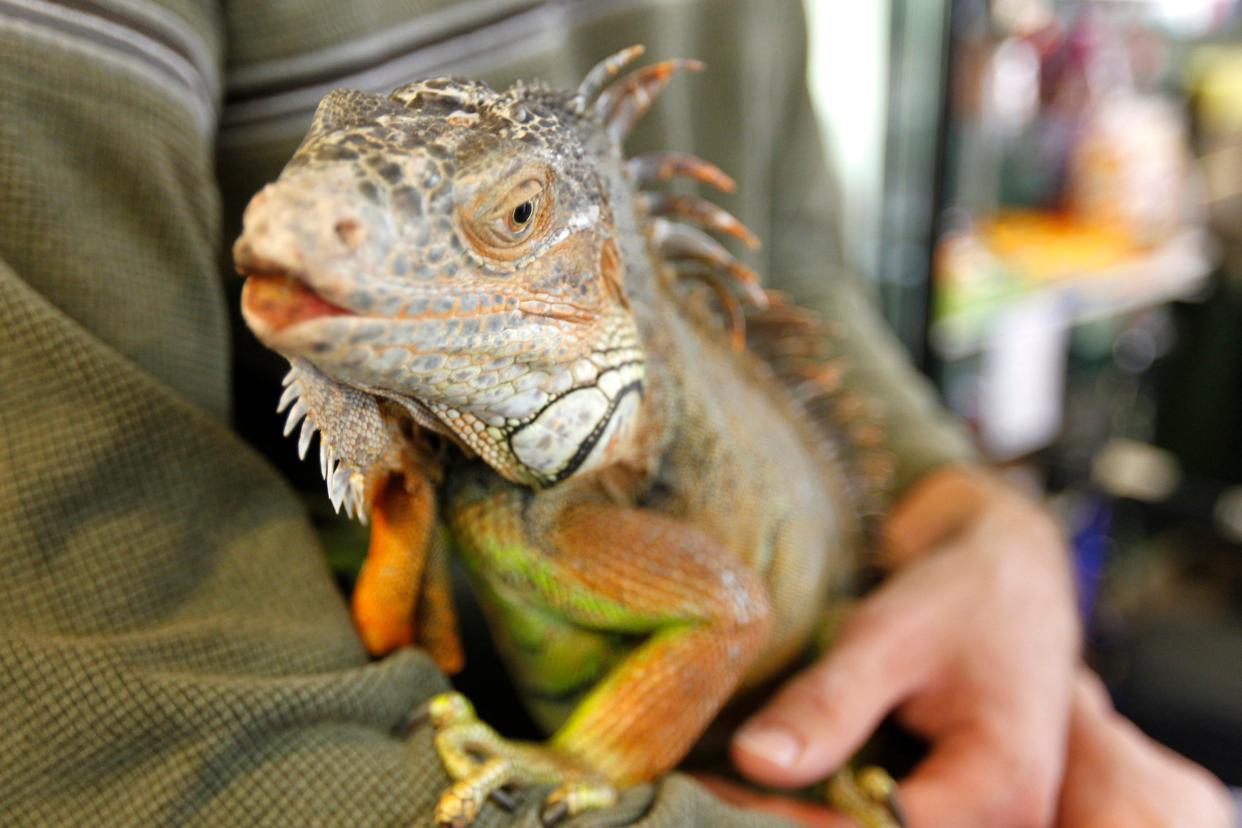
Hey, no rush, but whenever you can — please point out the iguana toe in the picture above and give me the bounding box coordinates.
[435,757,509,827]
[413,692,617,827]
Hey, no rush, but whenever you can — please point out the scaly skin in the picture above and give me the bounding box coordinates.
[235,47,901,826]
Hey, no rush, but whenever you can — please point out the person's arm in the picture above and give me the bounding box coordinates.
[754,7,976,510]
[0,6,443,823]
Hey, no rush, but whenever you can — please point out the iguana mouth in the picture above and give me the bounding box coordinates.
[240,272,353,333]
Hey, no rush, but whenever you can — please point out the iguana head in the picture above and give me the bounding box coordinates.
[236,47,761,514]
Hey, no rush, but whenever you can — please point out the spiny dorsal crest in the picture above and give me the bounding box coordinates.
[570,46,770,349]
[575,47,896,520]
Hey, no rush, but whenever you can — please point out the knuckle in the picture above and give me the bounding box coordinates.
[1005,769,1059,828]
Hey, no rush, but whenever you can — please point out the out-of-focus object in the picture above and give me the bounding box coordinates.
[1213,487,1242,544]
[1188,47,1242,248]
[987,36,1042,134]
[934,220,1211,359]
[978,292,1068,458]
[931,7,1214,457]
[1146,0,1237,37]
[992,0,1055,35]
[1069,95,1197,244]
[1154,43,1242,486]
[1092,438,1182,503]
[981,211,1146,278]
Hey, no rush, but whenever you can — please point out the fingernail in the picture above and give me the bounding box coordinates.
[734,723,803,767]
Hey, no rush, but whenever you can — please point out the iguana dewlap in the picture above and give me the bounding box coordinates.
[235,47,899,827]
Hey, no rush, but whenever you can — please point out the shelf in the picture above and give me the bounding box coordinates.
[932,227,1217,360]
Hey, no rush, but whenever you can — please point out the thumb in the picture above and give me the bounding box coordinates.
[731,594,940,788]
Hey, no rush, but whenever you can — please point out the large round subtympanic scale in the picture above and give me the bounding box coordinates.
[511,387,611,479]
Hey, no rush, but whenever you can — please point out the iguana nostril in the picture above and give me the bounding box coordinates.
[335,218,365,250]
[232,240,253,273]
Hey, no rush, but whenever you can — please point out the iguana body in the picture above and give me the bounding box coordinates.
[235,48,898,826]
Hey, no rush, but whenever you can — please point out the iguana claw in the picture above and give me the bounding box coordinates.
[826,765,908,828]
[416,692,618,827]
[394,701,431,737]
[540,781,619,826]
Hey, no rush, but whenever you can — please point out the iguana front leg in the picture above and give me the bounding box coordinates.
[544,502,772,783]
[352,472,463,672]
[430,482,772,824]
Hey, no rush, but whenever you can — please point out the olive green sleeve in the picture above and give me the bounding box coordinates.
[0,6,439,824]
[0,1,784,826]
[758,2,978,502]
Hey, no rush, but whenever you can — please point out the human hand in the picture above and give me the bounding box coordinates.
[714,467,1081,827]
[699,668,1234,828]
[1057,669,1233,828]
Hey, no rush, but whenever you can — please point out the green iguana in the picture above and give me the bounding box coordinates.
[235,46,903,828]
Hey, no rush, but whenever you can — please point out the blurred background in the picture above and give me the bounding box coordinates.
[805,0,1242,786]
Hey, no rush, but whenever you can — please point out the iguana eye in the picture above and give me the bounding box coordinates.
[460,171,551,261]
[511,200,534,228]
[495,178,544,241]
[500,190,541,240]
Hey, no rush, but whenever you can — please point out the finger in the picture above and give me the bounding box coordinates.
[899,726,1059,828]
[1058,670,1235,828]
[693,774,854,828]
[732,587,946,787]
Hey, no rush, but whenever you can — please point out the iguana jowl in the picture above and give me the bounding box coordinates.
[236,47,901,827]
